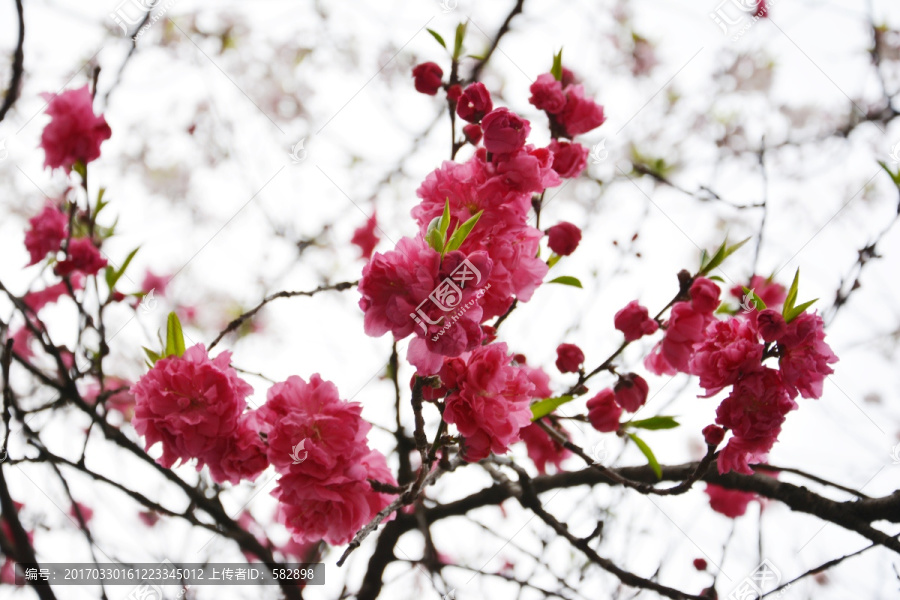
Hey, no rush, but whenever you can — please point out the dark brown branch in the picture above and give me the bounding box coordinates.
[467,0,526,83]
[0,0,24,123]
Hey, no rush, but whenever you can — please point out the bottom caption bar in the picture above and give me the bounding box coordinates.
[15,563,324,586]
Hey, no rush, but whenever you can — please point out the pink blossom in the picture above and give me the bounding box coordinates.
[702,424,725,446]
[276,448,395,546]
[412,62,443,95]
[40,85,112,171]
[520,423,570,474]
[204,413,269,485]
[132,344,252,470]
[614,373,649,412]
[756,308,786,343]
[442,343,535,462]
[11,327,34,361]
[586,389,621,433]
[24,277,83,313]
[529,73,567,114]
[645,302,710,375]
[257,375,373,474]
[480,146,560,201]
[446,84,462,103]
[717,436,774,475]
[55,238,107,277]
[141,270,170,296]
[463,124,482,145]
[730,275,786,310]
[548,140,589,179]
[456,82,493,123]
[778,312,838,399]
[351,212,380,260]
[689,318,764,396]
[614,300,659,342]
[555,343,584,373]
[705,483,755,518]
[557,84,605,137]
[689,277,721,314]
[24,204,68,266]
[481,108,531,155]
[546,221,582,256]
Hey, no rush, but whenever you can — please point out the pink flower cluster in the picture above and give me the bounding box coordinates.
[40,85,112,172]
[440,343,535,462]
[360,69,604,375]
[586,373,650,433]
[638,276,837,474]
[256,375,396,546]
[132,347,395,546]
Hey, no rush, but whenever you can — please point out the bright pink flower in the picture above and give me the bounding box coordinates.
[555,343,584,373]
[715,368,796,474]
[705,483,755,518]
[481,146,560,201]
[557,84,605,137]
[141,270,170,296]
[443,343,535,462]
[55,238,107,277]
[456,82,493,123]
[275,448,395,546]
[24,277,83,313]
[412,62,443,95]
[40,85,112,171]
[730,275,786,310]
[132,344,252,470]
[529,73,567,114]
[204,413,269,485]
[351,212,380,260]
[481,108,531,155]
[586,389,621,433]
[548,140,589,179]
[690,277,721,314]
[24,204,68,265]
[463,123,482,145]
[702,424,725,446]
[614,300,659,342]
[546,221,582,256]
[756,308,786,343]
[778,312,838,399]
[690,318,764,396]
[520,423,570,474]
[257,375,373,474]
[614,373,649,412]
[521,364,553,399]
[645,302,710,375]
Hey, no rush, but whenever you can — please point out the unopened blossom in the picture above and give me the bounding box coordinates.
[412,62,443,95]
[586,389,622,433]
[546,221,582,256]
[614,300,659,342]
[555,343,584,373]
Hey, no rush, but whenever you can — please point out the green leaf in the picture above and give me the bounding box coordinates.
[782,268,800,317]
[698,237,750,276]
[628,433,662,480]
[72,160,87,181]
[426,28,447,49]
[547,275,582,288]
[741,286,767,312]
[453,22,467,60]
[106,247,140,292]
[445,210,483,253]
[95,188,108,216]
[425,215,445,253]
[143,346,161,365]
[626,416,680,431]
[550,48,563,81]
[439,199,451,238]
[708,275,725,282]
[547,253,562,269]
[784,298,818,323]
[530,395,573,421]
[878,160,900,187]
[165,312,186,358]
